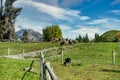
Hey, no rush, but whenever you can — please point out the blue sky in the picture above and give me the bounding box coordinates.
[14,0,120,39]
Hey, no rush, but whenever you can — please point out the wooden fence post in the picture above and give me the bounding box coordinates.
[61,50,63,64]
[40,51,57,80]
[22,49,24,57]
[45,62,57,80]
[22,49,24,54]
[40,51,45,80]
[46,62,52,80]
[112,50,115,65]
[8,48,10,56]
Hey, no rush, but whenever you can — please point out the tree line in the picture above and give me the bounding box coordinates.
[22,25,120,43]
[76,32,120,43]
[76,33,103,43]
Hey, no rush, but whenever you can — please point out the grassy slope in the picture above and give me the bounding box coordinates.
[0,42,120,80]
[48,43,120,80]
[100,30,120,42]
[0,42,59,55]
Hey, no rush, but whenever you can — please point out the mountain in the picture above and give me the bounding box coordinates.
[16,29,25,40]
[16,29,42,42]
[100,30,120,42]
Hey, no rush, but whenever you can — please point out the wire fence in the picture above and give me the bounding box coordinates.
[0,48,25,56]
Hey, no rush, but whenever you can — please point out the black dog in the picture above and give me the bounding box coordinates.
[64,57,71,66]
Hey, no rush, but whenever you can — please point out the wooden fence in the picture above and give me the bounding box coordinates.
[40,51,57,80]
[0,48,25,56]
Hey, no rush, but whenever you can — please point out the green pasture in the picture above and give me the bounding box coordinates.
[48,43,120,80]
[0,58,40,80]
[0,42,120,80]
[0,42,59,56]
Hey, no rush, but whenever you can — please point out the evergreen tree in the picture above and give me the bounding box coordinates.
[82,36,86,43]
[76,35,83,42]
[43,25,62,42]
[22,30,29,43]
[0,0,22,41]
[83,33,89,43]
[95,33,100,42]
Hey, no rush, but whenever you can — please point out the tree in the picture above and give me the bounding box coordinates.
[76,35,83,43]
[83,33,89,43]
[43,25,62,42]
[0,0,22,41]
[22,30,29,43]
[94,33,100,42]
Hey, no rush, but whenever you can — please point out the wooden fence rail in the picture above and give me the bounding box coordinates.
[40,51,57,80]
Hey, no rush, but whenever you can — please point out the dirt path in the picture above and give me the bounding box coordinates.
[0,47,60,59]
[0,45,74,60]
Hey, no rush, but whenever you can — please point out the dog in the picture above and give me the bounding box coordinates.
[64,57,71,66]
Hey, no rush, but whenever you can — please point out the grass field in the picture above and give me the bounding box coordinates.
[0,58,40,80]
[49,43,120,80]
[0,42,120,80]
[0,42,59,56]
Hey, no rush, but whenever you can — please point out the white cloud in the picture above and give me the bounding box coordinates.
[109,10,120,15]
[103,19,120,29]
[59,25,71,30]
[60,0,90,8]
[111,0,120,5]
[71,26,103,39]
[81,18,120,39]
[37,0,59,7]
[15,15,51,34]
[89,18,109,24]
[79,16,90,20]
[89,18,120,30]
[62,31,79,39]
[28,1,80,20]
[15,0,89,21]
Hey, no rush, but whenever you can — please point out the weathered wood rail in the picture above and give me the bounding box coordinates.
[40,51,57,80]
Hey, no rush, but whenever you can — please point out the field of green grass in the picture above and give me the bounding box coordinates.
[49,43,120,80]
[0,58,40,80]
[0,42,120,80]
[0,42,59,56]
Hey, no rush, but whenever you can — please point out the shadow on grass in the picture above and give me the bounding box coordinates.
[21,71,38,80]
[101,69,120,73]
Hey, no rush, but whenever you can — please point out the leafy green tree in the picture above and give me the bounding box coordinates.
[43,25,62,42]
[0,0,22,41]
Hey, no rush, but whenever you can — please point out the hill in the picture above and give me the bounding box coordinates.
[100,30,120,42]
